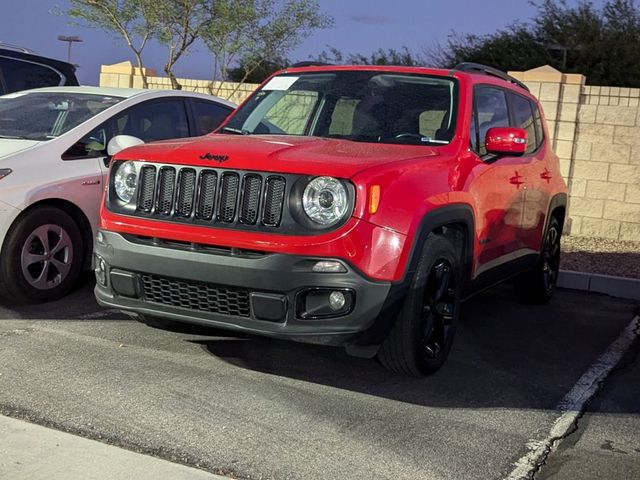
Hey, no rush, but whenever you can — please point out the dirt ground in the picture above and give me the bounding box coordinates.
[561,236,640,279]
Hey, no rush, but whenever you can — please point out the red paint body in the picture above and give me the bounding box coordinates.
[101,65,567,283]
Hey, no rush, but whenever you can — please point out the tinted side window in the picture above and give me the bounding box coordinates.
[508,92,537,154]
[0,57,62,93]
[533,104,545,149]
[192,100,232,135]
[111,99,189,142]
[475,86,509,155]
[469,107,479,152]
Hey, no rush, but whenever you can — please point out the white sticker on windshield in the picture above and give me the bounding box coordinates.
[262,76,298,91]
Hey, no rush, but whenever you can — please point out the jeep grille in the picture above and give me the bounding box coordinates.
[130,163,286,228]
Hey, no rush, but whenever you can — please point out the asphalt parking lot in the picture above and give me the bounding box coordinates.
[0,278,638,480]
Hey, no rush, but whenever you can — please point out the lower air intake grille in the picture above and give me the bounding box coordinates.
[141,274,251,317]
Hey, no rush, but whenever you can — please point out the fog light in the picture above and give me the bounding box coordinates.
[329,291,346,310]
[298,289,354,319]
[312,261,347,273]
[96,231,105,244]
[94,254,107,287]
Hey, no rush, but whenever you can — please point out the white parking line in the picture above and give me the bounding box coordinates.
[505,315,640,480]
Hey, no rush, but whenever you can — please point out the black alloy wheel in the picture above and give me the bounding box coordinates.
[379,234,461,376]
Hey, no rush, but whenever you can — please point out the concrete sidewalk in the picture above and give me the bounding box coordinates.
[0,415,228,480]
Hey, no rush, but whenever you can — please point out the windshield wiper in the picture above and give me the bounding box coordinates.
[221,126,250,135]
[0,133,52,141]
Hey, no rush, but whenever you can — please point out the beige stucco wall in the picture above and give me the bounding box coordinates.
[99,62,639,242]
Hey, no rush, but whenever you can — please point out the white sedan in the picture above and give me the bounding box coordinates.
[0,86,235,302]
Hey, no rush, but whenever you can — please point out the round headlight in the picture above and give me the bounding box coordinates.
[302,176,349,226]
[113,161,138,203]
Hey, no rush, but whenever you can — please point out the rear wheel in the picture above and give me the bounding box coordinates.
[514,216,562,304]
[0,207,83,302]
[378,235,461,376]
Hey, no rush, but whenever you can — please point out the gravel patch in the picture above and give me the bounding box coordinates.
[561,236,640,279]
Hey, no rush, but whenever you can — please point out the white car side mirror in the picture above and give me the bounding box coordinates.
[107,135,145,156]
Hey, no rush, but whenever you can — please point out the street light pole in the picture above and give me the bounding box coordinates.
[57,35,83,64]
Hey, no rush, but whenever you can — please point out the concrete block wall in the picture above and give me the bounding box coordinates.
[511,66,640,242]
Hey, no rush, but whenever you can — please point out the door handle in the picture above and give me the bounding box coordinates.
[509,172,525,186]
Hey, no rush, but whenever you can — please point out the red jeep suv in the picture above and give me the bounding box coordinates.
[95,63,567,376]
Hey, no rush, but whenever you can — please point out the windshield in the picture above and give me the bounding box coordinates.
[223,71,458,146]
[0,92,123,141]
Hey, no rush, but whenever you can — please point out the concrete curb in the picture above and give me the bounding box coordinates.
[558,270,640,300]
[0,415,229,480]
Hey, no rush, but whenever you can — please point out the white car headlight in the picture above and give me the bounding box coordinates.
[113,161,138,203]
[302,176,348,226]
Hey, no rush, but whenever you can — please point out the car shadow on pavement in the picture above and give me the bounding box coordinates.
[195,286,639,411]
[0,274,128,321]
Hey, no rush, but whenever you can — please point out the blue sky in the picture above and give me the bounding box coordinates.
[1,1,598,85]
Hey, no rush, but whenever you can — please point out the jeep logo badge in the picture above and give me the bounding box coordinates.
[199,153,229,163]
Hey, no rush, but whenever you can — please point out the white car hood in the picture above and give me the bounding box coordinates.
[0,139,41,160]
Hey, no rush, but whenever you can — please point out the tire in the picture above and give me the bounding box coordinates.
[514,216,562,304]
[0,206,84,303]
[378,234,462,376]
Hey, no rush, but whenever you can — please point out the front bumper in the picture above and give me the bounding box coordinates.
[94,230,392,345]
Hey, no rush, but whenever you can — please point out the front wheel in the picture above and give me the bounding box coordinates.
[514,216,562,304]
[378,235,462,376]
[0,207,84,303]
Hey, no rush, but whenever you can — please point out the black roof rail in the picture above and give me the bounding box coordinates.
[290,61,334,68]
[454,62,529,92]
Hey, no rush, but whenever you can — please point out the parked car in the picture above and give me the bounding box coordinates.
[0,43,79,94]
[0,86,235,302]
[94,63,567,375]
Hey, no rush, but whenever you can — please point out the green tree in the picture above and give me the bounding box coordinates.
[150,0,214,90]
[436,0,640,87]
[67,0,157,88]
[313,46,423,66]
[201,0,332,97]
[227,57,289,84]
[68,0,214,90]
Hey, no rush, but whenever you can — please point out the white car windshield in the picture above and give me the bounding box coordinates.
[0,92,123,141]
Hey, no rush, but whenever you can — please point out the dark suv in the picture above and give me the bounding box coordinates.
[95,63,567,376]
[0,43,79,95]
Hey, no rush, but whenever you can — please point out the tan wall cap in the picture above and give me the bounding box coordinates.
[509,65,586,85]
[100,61,134,75]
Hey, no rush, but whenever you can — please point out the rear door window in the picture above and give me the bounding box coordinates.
[508,92,537,154]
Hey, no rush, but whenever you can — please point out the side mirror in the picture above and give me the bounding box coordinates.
[485,127,527,156]
[107,135,145,157]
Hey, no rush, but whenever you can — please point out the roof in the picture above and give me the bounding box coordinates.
[3,86,236,106]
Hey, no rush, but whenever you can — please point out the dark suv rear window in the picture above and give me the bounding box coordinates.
[0,56,63,94]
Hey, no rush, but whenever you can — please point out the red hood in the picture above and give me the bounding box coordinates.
[115,134,440,178]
